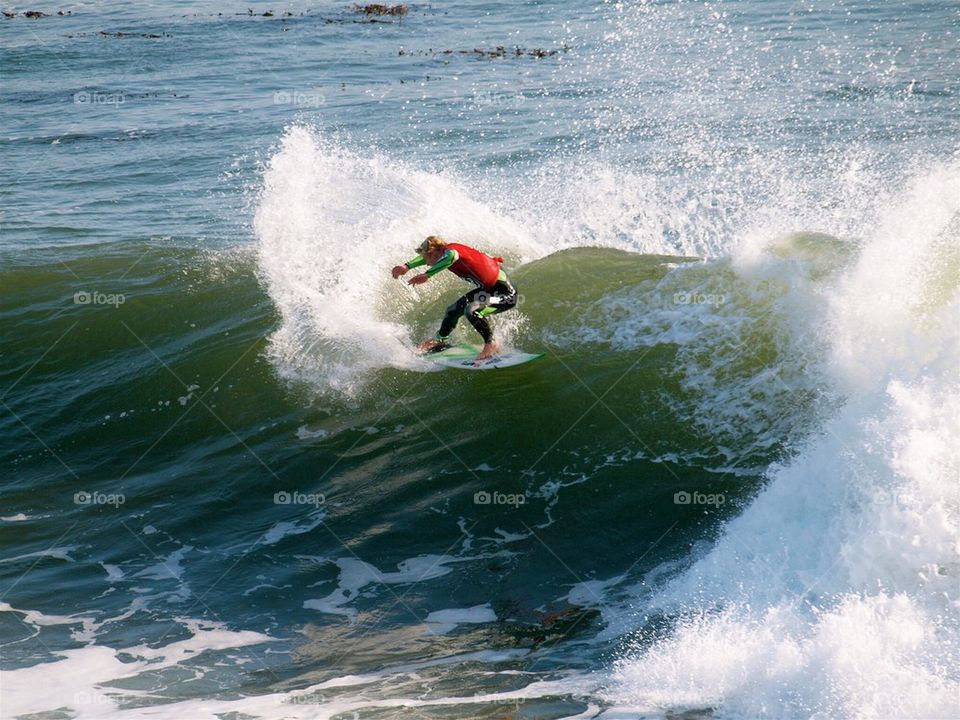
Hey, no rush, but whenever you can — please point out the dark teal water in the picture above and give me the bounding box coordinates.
[2,2,958,718]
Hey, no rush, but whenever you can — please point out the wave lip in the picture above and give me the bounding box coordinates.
[253,126,532,397]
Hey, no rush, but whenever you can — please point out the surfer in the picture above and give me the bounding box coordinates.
[392,236,518,360]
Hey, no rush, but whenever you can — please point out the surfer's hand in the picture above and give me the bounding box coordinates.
[391,264,408,279]
[408,274,428,286]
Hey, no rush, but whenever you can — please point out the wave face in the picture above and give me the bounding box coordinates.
[2,0,958,718]
[252,116,960,715]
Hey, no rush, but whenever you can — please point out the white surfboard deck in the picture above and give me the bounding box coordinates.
[424,343,545,371]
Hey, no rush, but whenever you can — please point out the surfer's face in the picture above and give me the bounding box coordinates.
[424,248,444,265]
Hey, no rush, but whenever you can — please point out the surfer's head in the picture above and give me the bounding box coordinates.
[416,235,447,264]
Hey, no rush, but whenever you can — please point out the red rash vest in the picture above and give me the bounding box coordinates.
[445,243,504,290]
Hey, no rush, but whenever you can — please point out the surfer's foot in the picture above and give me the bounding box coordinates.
[476,342,500,361]
[418,339,449,354]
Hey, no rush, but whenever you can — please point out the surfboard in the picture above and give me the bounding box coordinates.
[424,343,545,371]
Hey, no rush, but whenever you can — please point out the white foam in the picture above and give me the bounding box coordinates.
[567,577,625,607]
[2,599,594,718]
[607,160,960,718]
[0,546,75,563]
[424,603,497,634]
[0,618,274,720]
[0,602,94,630]
[261,512,325,546]
[304,554,459,622]
[242,582,292,597]
[101,563,124,581]
[133,545,191,581]
[295,424,328,440]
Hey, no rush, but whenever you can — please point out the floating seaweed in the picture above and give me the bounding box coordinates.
[496,601,601,648]
[351,3,409,16]
[4,9,73,18]
[97,30,172,39]
[399,44,570,59]
[237,8,281,16]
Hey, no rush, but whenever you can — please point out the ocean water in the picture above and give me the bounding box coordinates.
[1,1,958,718]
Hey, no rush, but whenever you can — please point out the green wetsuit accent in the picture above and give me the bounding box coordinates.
[406,249,459,277]
[407,251,507,284]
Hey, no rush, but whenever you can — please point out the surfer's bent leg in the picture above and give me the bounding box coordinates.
[436,289,482,341]
[464,281,518,343]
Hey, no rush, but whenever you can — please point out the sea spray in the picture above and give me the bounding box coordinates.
[606,160,960,718]
[254,126,529,397]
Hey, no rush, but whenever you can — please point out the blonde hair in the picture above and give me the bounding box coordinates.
[416,235,447,255]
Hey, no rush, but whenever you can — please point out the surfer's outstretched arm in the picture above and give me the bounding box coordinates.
[392,254,425,279]
[404,249,459,286]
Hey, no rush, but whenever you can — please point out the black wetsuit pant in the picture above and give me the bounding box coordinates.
[438,280,518,344]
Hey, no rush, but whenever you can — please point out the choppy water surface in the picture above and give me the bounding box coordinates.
[2,1,958,718]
